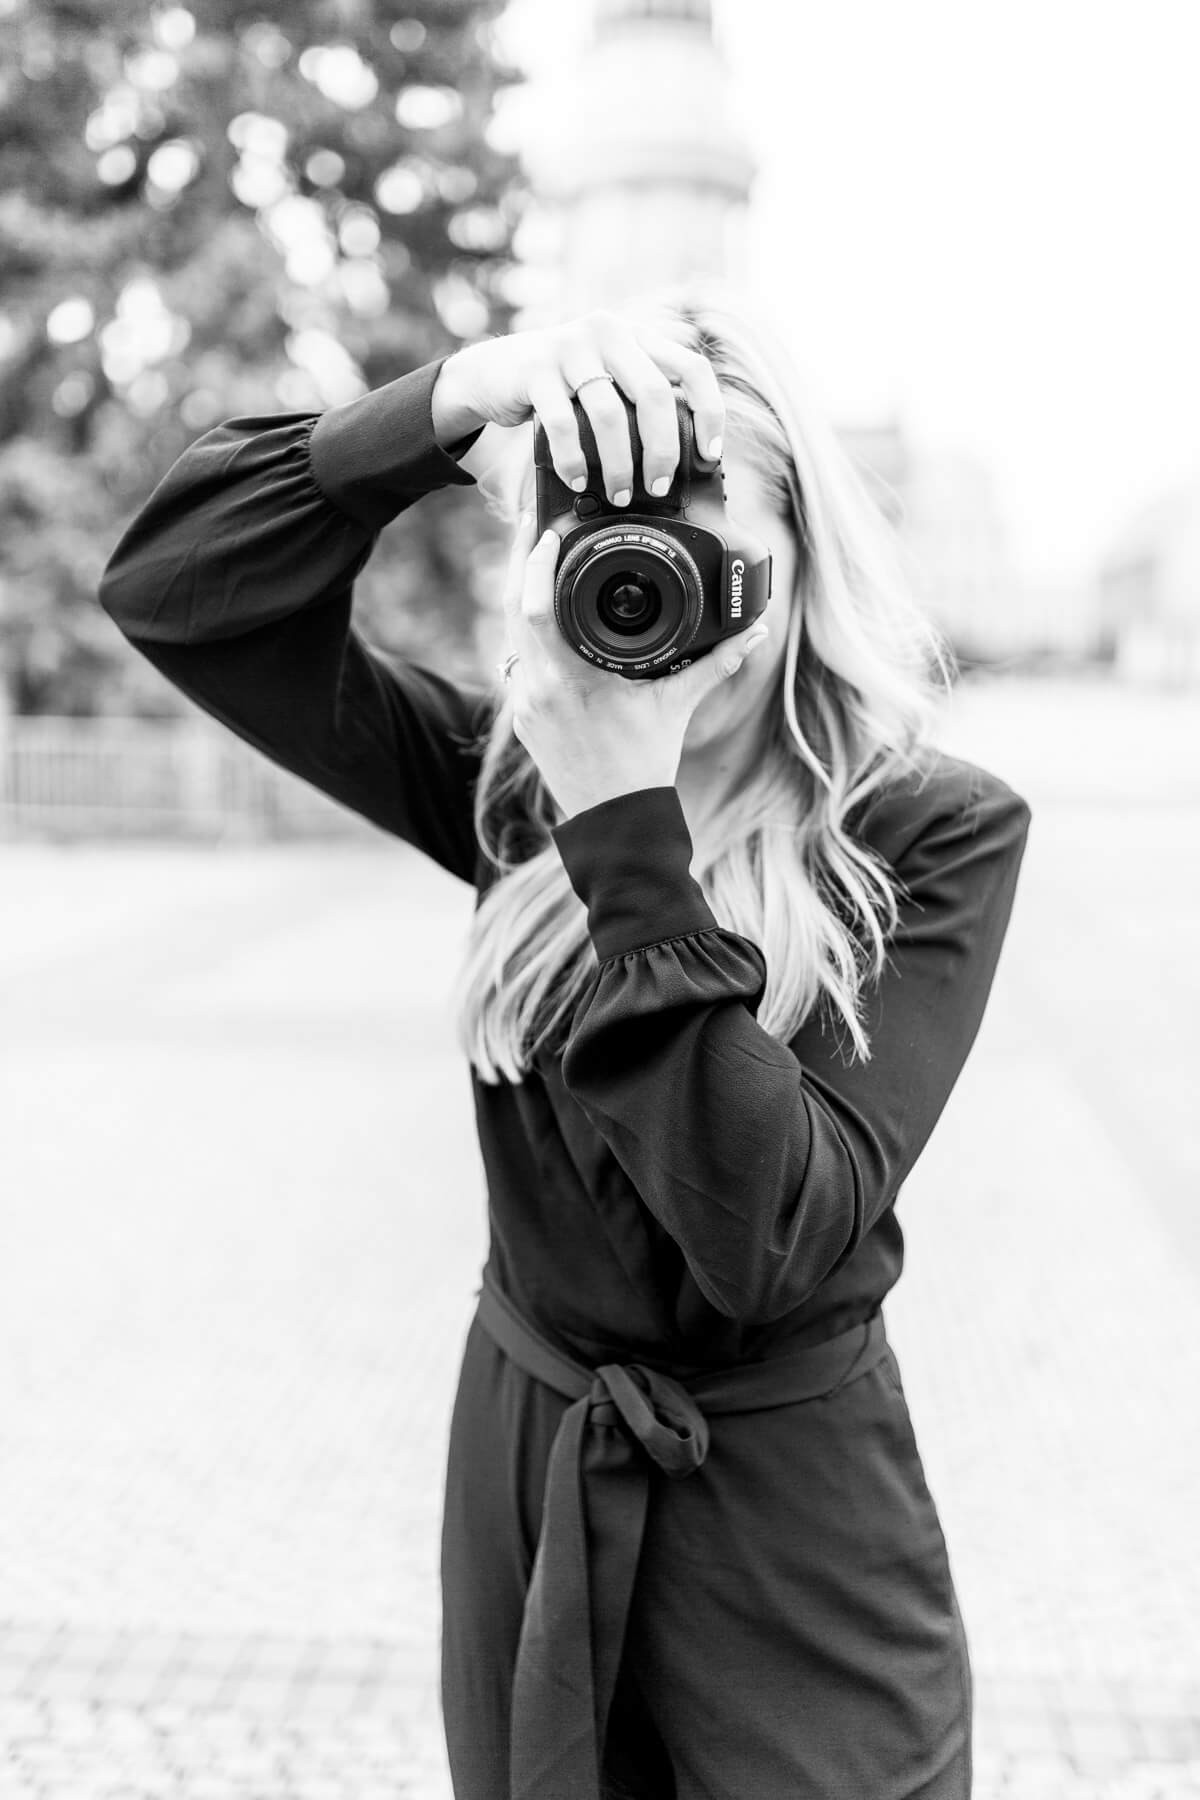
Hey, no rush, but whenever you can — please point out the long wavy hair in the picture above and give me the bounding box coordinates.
[449,279,956,1086]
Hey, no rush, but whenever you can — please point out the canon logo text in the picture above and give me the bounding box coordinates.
[730,557,745,619]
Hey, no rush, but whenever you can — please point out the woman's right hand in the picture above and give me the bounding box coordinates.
[429,309,726,508]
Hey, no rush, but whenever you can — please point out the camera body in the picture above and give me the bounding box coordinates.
[533,385,773,681]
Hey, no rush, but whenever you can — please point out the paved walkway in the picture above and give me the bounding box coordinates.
[1,672,1198,1797]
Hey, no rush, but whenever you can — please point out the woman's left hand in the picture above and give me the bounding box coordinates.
[501,510,771,822]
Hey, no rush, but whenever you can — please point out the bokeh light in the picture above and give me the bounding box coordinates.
[46,299,95,345]
[394,85,463,130]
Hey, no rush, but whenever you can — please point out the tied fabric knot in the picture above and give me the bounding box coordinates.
[475,1269,890,1800]
[509,1360,709,1800]
[592,1361,709,1476]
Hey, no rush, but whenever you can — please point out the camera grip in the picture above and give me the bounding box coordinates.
[533,386,722,520]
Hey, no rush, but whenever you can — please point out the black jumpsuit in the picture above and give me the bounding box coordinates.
[98,354,1033,1800]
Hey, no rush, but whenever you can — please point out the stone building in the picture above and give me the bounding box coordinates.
[515,0,757,318]
[1098,481,1200,684]
[837,424,1062,667]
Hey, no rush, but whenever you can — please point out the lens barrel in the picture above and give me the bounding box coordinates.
[554,523,704,671]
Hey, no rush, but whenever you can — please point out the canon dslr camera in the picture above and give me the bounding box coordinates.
[534,385,773,681]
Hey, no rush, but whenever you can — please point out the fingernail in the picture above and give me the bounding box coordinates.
[649,475,671,497]
[570,475,587,493]
[614,488,631,507]
[706,436,723,460]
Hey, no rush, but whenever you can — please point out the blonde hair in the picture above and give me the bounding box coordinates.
[449,278,956,1086]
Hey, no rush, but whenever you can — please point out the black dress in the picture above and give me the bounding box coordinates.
[99,354,1033,1800]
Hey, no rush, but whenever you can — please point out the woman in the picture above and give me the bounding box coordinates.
[99,282,1032,1800]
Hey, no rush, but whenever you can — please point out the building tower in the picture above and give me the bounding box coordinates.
[519,0,757,319]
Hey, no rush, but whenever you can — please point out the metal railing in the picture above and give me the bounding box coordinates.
[0,715,373,842]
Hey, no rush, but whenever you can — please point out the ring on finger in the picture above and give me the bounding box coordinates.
[567,370,634,502]
[567,370,616,400]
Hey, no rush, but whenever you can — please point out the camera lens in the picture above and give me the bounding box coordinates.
[597,574,661,636]
[554,523,703,674]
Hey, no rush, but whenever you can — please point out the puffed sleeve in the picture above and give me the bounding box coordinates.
[549,765,1032,1325]
[97,354,491,882]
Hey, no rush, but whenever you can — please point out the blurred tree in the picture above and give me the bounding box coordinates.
[0,0,527,717]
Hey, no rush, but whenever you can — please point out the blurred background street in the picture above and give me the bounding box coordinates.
[3,0,1199,1795]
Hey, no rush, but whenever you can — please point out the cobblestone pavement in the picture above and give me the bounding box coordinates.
[1,672,1198,1798]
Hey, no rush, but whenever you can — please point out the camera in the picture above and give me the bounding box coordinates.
[533,384,773,681]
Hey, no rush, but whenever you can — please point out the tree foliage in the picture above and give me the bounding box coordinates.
[0,0,526,715]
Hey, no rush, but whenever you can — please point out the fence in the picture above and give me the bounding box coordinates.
[0,714,375,842]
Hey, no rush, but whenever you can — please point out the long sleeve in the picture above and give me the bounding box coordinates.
[97,354,491,881]
[549,766,1032,1326]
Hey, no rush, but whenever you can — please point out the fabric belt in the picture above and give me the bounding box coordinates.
[474,1266,890,1800]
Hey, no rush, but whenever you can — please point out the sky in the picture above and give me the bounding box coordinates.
[493,0,1200,588]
